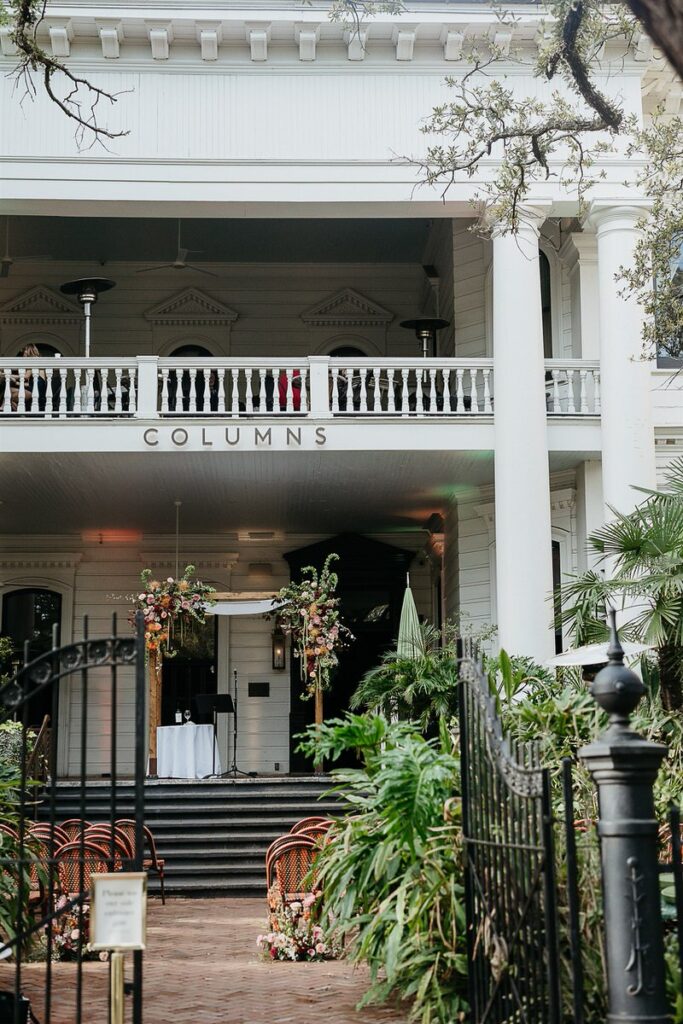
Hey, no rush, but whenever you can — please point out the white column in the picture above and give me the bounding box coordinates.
[590,204,656,515]
[493,211,555,661]
[562,231,600,359]
[575,460,604,570]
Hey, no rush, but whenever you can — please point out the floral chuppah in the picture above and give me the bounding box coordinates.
[132,566,215,775]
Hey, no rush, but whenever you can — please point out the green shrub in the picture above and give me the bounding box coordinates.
[298,714,468,1024]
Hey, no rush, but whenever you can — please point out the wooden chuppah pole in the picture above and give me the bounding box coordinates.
[314,683,324,775]
[147,648,162,776]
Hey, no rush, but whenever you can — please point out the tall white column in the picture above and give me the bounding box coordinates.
[493,212,555,661]
[590,204,656,515]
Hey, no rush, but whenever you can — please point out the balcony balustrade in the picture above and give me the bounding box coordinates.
[0,356,601,419]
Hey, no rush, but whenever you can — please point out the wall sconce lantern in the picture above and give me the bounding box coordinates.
[272,627,286,670]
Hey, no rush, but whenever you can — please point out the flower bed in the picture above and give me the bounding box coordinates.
[257,895,339,963]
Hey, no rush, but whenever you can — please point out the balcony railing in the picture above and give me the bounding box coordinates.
[0,356,601,419]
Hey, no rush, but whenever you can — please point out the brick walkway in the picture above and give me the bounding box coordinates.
[8,898,410,1023]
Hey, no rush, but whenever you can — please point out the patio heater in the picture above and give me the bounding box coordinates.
[60,277,116,357]
[399,316,450,358]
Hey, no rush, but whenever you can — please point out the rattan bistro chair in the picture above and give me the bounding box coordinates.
[83,826,131,869]
[55,840,111,898]
[298,821,333,844]
[60,819,92,843]
[266,836,318,928]
[116,820,166,904]
[28,822,70,851]
[289,817,329,834]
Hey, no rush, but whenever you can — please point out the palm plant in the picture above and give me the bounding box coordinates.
[560,457,683,710]
[350,625,460,728]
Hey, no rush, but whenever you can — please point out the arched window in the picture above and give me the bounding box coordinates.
[1,589,62,725]
[328,345,367,359]
[15,343,61,358]
[539,250,553,359]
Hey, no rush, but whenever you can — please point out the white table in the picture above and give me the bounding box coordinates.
[156,723,221,779]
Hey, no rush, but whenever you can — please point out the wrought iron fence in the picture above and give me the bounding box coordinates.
[0,613,146,1024]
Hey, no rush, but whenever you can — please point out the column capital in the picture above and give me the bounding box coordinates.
[488,202,553,240]
[563,230,598,267]
[584,200,651,235]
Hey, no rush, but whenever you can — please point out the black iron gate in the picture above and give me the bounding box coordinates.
[0,612,146,1024]
[458,651,562,1024]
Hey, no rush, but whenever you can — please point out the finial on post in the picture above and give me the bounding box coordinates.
[589,608,645,728]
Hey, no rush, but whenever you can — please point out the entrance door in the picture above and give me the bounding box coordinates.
[160,618,218,725]
[285,534,414,771]
[1,588,62,727]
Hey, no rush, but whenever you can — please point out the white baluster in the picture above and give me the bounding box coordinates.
[428,368,437,413]
[217,368,226,413]
[112,368,121,413]
[347,366,354,414]
[483,369,492,413]
[299,367,308,414]
[17,371,26,414]
[231,368,240,417]
[387,368,395,414]
[331,367,340,414]
[469,368,479,414]
[401,368,409,417]
[59,368,67,416]
[415,369,424,416]
[358,368,367,414]
[284,368,293,413]
[73,370,82,414]
[257,368,266,414]
[372,367,381,413]
[188,369,197,413]
[567,370,576,414]
[128,368,137,414]
[160,369,169,413]
[0,371,8,414]
[205,365,214,413]
[86,368,95,413]
[444,368,453,413]
[44,366,53,415]
[551,370,560,413]
[579,370,588,413]
[456,368,465,413]
[594,370,601,414]
[245,368,254,414]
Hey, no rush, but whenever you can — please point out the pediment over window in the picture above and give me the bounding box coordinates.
[0,286,81,324]
[300,288,394,327]
[144,289,239,326]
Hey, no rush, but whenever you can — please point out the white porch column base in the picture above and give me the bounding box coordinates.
[589,203,656,515]
[493,210,555,662]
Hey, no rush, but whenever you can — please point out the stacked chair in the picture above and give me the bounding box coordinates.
[265,816,334,927]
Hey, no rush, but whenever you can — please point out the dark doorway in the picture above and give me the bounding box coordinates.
[160,617,218,725]
[1,588,62,727]
[285,534,415,771]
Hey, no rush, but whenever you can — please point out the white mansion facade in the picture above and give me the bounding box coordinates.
[0,0,680,775]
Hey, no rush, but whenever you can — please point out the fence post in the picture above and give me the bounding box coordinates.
[579,610,669,1024]
[308,357,332,418]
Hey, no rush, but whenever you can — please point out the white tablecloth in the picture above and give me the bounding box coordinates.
[157,723,221,779]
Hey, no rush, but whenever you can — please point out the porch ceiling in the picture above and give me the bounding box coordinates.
[0,449,498,536]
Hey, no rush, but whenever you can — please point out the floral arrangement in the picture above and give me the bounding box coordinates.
[131,565,215,656]
[272,554,353,698]
[257,893,338,962]
[50,897,107,962]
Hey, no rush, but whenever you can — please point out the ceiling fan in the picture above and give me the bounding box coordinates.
[137,220,218,277]
[1,217,52,278]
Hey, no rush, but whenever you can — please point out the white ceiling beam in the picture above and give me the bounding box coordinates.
[294,24,320,62]
[441,27,464,61]
[345,28,367,61]
[392,26,416,61]
[247,25,270,62]
[148,25,172,61]
[48,24,73,58]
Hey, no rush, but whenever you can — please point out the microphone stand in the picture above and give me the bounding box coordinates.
[227,668,255,778]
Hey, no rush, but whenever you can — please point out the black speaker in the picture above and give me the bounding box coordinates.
[0,991,31,1024]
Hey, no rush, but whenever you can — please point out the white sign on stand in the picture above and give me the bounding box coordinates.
[90,873,147,951]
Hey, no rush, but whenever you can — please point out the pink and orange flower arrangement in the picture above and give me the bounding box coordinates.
[257,893,338,962]
[272,554,353,698]
[131,565,215,656]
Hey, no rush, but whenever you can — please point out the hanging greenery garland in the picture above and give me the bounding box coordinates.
[273,554,354,699]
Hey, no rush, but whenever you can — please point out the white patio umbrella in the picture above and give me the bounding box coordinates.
[547,639,653,667]
[397,573,424,660]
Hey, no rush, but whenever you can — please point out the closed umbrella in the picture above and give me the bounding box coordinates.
[397,574,424,660]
